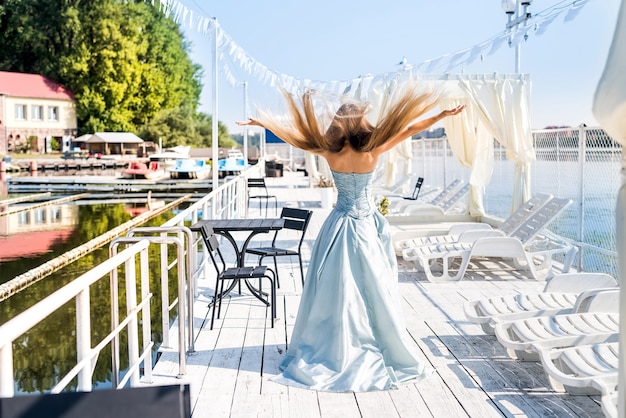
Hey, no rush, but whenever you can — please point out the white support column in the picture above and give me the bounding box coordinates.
[243,81,249,169]
[211,18,219,188]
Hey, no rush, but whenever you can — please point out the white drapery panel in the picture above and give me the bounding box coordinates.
[593,1,626,416]
[304,151,319,186]
[383,138,413,188]
[456,74,535,213]
[440,96,491,216]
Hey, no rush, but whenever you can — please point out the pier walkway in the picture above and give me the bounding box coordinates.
[146,172,601,417]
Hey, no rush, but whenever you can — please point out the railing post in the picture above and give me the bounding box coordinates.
[160,237,169,348]
[577,125,587,271]
[109,261,120,388]
[0,344,14,397]
[125,256,140,386]
[76,288,92,391]
[140,249,153,384]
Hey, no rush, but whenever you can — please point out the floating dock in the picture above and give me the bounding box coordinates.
[7,175,213,194]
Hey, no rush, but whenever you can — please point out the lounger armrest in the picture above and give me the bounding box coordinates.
[573,288,620,313]
[543,272,617,293]
[447,223,493,235]
[463,300,488,323]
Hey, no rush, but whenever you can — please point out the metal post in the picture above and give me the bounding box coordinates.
[0,344,14,397]
[109,260,120,388]
[76,289,92,391]
[243,81,249,169]
[211,18,219,188]
[160,240,169,348]
[577,125,587,271]
[140,250,153,383]
[125,256,140,386]
[515,1,522,73]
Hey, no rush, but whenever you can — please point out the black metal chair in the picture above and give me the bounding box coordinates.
[245,207,313,287]
[247,177,278,217]
[199,223,276,330]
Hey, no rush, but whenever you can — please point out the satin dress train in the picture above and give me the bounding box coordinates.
[271,170,432,392]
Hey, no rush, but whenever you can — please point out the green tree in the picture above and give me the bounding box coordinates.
[0,0,202,135]
[139,109,236,149]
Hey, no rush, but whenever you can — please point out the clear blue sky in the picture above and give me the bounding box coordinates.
[177,0,620,134]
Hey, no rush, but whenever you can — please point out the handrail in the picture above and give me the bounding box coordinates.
[0,167,256,397]
[0,240,151,397]
[125,226,196,353]
[110,235,188,386]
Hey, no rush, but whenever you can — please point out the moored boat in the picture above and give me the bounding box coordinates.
[217,149,245,174]
[121,161,166,180]
[169,159,211,179]
[148,145,191,167]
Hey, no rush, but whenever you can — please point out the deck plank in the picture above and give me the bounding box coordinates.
[144,172,603,417]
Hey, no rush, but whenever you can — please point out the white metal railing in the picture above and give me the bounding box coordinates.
[0,167,257,396]
[0,241,155,397]
[406,125,621,277]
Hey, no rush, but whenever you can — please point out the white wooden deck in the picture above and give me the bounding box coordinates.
[145,172,602,417]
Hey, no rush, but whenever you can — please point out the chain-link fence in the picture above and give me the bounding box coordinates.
[410,126,621,277]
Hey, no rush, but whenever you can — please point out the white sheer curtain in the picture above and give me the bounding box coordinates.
[593,1,626,415]
[381,139,413,188]
[440,96,490,215]
[455,74,535,213]
[304,151,320,186]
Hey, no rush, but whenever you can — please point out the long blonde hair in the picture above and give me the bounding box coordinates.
[258,85,439,153]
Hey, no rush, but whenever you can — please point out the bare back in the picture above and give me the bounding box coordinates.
[321,146,382,174]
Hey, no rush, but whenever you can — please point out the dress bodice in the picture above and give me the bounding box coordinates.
[331,170,375,218]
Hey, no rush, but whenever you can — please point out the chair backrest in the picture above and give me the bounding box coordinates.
[510,197,572,244]
[440,183,470,211]
[429,179,462,205]
[499,193,553,235]
[272,207,313,249]
[199,223,227,273]
[248,178,268,196]
[411,177,424,200]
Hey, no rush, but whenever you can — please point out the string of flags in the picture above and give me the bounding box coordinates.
[148,0,591,95]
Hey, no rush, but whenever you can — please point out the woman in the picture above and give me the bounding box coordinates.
[238,87,465,392]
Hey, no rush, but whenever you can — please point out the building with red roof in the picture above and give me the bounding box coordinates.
[0,71,77,154]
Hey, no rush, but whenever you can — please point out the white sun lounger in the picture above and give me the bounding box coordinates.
[493,287,620,361]
[464,272,618,334]
[389,179,462,214]
[394,192,553,254]
[402,183,470,216]
[402,197,575,281]
[538,341,618,395]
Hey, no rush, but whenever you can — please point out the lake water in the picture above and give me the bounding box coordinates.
[0,200,179,393]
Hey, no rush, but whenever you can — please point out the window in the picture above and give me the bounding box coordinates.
[32,105,43,121]
[15,104,26,120]
[50,207,62,223]
[18,211,30,225]
[48,106,59,121]
[35,208,47,224]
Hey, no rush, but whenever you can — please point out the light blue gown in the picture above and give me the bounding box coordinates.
[272,170,432,392]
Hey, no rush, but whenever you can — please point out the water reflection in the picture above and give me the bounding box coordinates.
[0,202,178,393]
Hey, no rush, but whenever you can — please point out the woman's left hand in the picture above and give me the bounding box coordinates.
[236,117,262,127]
[443,104,466,117]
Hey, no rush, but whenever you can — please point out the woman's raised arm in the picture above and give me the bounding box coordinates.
[375,105,465,155]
